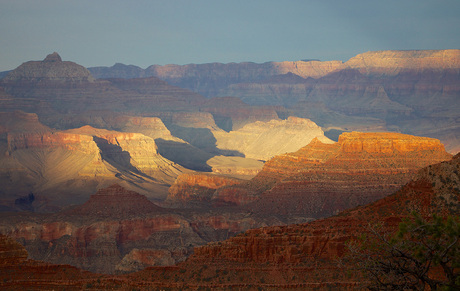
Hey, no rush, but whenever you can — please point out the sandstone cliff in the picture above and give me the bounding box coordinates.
[163,154,459,289]
[166,173,245,206]
[214,116,333,161]
[0,114,187,209]
[216,132,452,220]
[0,184,277,274]
[345,49,460,75]
[88,49,460,153]
[0,155,457,289]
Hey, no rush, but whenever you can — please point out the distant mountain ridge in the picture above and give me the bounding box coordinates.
[87,49,460,95]
[84,49,460,153]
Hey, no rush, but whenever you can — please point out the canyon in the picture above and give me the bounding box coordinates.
[166,131,451,223]
[0,184,279,274]
[0,50,459,288]
[0,131,451,275]
[1,153,458,289]
[88,49,460,154]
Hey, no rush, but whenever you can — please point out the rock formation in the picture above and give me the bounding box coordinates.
[0,114,188,209]
[0,53,207,118]
[200,96,281,131]
[0,154,457,289]
[2,52,95,83]
[0,184,277,274]
[215,132,452,221]
[166,173,245,206]
[125,153,458,289]
[214,116,334,161]
[89,59,345,97]
[86,49,460,153]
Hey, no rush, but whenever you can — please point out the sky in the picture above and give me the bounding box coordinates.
[0,0,459,71]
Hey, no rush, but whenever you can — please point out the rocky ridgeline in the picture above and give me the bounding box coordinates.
[0,114,188,209]
[346,49,460,74]
[0,155,458,289]
[0,183,275,274]
[160,132,452,216]
[214,132,452,220]
[0,53,207,116]
[173,154,459,288]
[2,52,95,83]
[89,49,460,95]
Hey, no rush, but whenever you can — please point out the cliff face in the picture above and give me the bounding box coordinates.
[0,115,187,209]
[0,156,457,290]
[345,49,460,74]
[217,132,453,220]
[175,154,459,288]
[88,49,460,153]
[214,116,333,161]
[0,184,277,274]
[166,173,244,205]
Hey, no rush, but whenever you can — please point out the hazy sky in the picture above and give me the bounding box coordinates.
[1,0,459,71]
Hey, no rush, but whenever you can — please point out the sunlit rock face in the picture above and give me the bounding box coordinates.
[89,49,459,153]
[215,132,452,221]
[166,173,245,206]
[182,154,459,289]
[214,116,333,161]
[0,114,187,209]
[0,154,458,291]
[345,49,460,74]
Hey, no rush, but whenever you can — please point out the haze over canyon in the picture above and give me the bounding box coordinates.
[0,49,459,289]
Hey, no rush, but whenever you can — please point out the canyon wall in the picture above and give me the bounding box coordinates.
[221,132,453,220]
[0,184,276,274]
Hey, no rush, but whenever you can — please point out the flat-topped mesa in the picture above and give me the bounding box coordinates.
[338,132,449,157]
[223,132,453,219]
[260,132,452,180]
[66,184,165,217]
[345,49,460,75]
[2,52,95,83]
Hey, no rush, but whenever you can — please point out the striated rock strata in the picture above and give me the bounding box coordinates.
[0,155,458,289]
[217,132,452,220]
[0,114,187,209]
[214,116,333,161]
[0,184,277,274]
[166,173,245,206]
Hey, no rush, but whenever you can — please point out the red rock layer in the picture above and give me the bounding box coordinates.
[220,132,452,219]
[167,173,244,205]
[0,184,277,274]
[66,184,166,218]
[0,155,457,290]
[171,154,459,288]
